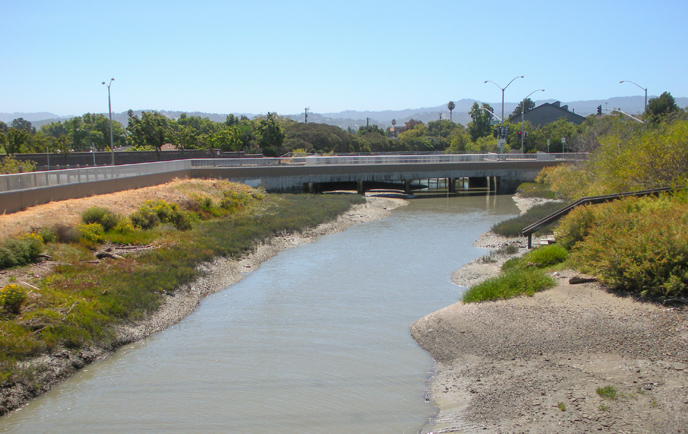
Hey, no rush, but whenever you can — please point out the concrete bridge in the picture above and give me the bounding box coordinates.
[191,154,577,195]
[0,153,582,214]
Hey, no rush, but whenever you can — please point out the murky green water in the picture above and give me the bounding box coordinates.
[0,195,519,434]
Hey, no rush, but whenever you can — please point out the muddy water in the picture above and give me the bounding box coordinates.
[0,195,519,434]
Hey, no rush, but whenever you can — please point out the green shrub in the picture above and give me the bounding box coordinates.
[113,217,136,234]
[0,235,43,270]
[0,284,28,314]
[78,223,105,245]
[522,244,568,268]
[37,227,56,243]
[0,156,36,174]
[462,268,556,303]
[130,200,189,229]
[555,205,598,249]
[170,211,192,231]
[130,208,159,229]
[81,207,120,231]
[569,202,688,297]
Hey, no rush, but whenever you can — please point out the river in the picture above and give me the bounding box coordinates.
[0,194,519,434]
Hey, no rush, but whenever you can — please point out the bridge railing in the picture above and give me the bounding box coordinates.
[0,160,190,193]
[191,153,583,167]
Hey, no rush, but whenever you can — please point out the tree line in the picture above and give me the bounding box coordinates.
[1,92,684,159]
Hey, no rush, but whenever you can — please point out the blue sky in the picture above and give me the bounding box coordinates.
[2,0,687,117]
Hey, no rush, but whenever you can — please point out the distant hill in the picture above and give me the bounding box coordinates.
[3,96,686,131]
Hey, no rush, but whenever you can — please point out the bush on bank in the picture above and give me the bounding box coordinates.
[0,181,365,387]
[556,194,688,297]
[463,244,564,303]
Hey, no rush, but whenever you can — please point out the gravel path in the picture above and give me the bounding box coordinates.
[411,197,688,434]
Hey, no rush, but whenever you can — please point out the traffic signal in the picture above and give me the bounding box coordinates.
[518,131,522,138]
[597,105,602,116]
[493,128,499,138]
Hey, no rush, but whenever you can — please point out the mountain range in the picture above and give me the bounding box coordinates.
[2,96,686,131]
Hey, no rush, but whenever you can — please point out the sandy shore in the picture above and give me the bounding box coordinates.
[411,197,688,433]
[1,195,407,415]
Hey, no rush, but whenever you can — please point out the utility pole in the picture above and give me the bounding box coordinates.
[304,107,309,124]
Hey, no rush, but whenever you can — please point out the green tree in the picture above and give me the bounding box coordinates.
[208,126,242,151]
[645,91,680,123]
[10,118,36,134]
[447,101,456,122]
[255,112,285,156]
[167,122,198,152]
[467,102,494,142]
[466,135,501,153]
[447,125,470,153]
[127,110,169,156]
[508,98,536,122]
[2,128,31,155]
[539,118,581,153]
[40,121,69,140]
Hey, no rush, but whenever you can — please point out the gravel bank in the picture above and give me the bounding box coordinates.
[411,197,688,433]
[1,196,406,415]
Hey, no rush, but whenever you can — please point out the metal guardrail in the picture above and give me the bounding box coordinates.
[1,153,585,194]
[522,187,676,248]
[191,153,582,167]
[0,160,190,193]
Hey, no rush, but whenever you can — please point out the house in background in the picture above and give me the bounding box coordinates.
[519,101,586,127]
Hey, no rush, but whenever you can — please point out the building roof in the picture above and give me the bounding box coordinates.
[518,101,587,127]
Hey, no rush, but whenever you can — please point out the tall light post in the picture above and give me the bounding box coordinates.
[620,80,647,113]
[102,78,115,165]
[484,75,523,153]
[521,89,544,154]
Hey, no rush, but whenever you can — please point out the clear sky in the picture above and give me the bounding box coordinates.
[2,0,687,117]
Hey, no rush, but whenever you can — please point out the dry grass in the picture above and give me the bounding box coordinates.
[0,178,226,240]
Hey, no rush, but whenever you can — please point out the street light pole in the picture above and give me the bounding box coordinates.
[521,88,544,154]
[102,78,115,165]
[620,80,647,113]
[484,75,524,153]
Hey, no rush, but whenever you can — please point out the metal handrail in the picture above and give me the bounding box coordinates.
[522,187,676,248]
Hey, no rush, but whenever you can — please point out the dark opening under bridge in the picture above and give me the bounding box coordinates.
[0,153,583,214]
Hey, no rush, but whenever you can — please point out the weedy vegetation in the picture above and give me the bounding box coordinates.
[463,244,566,303]
[596,385,618,400]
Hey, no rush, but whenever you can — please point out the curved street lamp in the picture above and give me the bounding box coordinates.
[102,78,115,165]
[521,89,544,154]
[620,80,647,112]
[484,75,524,153]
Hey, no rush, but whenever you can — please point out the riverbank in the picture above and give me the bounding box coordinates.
[411,196,688,433]
[0,193,406,415]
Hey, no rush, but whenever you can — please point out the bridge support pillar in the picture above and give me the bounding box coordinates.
[357,180,365,195]
[448,178,456,193]
[404,180,411,194]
